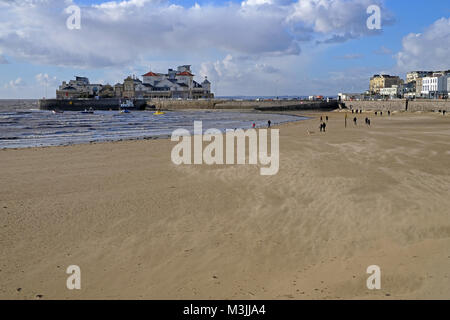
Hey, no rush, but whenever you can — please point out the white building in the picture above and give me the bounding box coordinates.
[57,66,214,100]
[140,65,213,99]
[422,75,448,98]
[57,76,103,99]
[380,85,399,98]
[338,93,365,101]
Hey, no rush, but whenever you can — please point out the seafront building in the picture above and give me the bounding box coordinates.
[56,65,213,100]
[380,85,400,99]
[56,76,104,99]
[406,71,433,83]
[369,75,403,95]
[339,69,450,101]
[421,75,449,98]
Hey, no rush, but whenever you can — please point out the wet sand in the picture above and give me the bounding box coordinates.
[1,111,449,299]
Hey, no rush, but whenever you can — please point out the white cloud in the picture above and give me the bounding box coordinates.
[0,0,393,69]
[288,0,393,43]
[241,0,273,6]
[35,73,58,86]
[0,0,299,68]
[4,77,24,89]
[93,0,155,10]
[396,17,450,71]
[200,54,281,95]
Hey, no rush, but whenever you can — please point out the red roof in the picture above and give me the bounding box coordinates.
[142,71,160,77]
[176,71,194,76]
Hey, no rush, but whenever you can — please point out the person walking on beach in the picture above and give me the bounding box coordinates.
[319,122,323,132]
[320,116,323,122]
[388,110,391,116]
[326,116,329,122]
[353,117,357,125]
[322,122,327,132]
[375,111,378,116]
[367,118,371,126]
[380,111,383,116]
[268,120,271,128]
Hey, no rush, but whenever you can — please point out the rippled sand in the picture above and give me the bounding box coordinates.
[0,111,449,299]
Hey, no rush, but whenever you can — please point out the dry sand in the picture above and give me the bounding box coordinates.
[0,111,449,299]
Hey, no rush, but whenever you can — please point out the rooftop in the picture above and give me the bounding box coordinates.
[142,71,161,77]
[176,71,194,76]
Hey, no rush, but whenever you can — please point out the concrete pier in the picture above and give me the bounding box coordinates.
[38,98,147,111]
[39,98,340,111]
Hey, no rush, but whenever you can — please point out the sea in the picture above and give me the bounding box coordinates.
[0,100,306,149]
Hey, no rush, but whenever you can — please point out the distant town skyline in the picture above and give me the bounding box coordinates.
[0,0,449,98]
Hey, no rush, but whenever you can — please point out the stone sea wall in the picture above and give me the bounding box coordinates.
[149,99,338,111]
[344,99,450,112]
[39,98,338,112]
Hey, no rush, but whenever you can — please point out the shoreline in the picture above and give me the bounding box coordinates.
[1,108,448,151]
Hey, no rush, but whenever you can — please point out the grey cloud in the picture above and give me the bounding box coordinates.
[0,0,395,68]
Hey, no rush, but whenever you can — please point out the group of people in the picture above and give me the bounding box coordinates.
[352,116,371,126]
[252,120,272,129]
[374,110,391,116]
[319,115,329,132]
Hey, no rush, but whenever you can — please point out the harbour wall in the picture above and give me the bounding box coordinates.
[343,99,450,112]
[39,99,147,111]
[149,99,339,111]
[39,98,339,111]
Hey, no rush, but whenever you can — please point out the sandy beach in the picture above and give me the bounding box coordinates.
[1,111,449,300]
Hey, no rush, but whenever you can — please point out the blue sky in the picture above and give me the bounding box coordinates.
[0,0,449,98]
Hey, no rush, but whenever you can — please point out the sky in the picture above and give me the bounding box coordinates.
[0,0,449,98]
